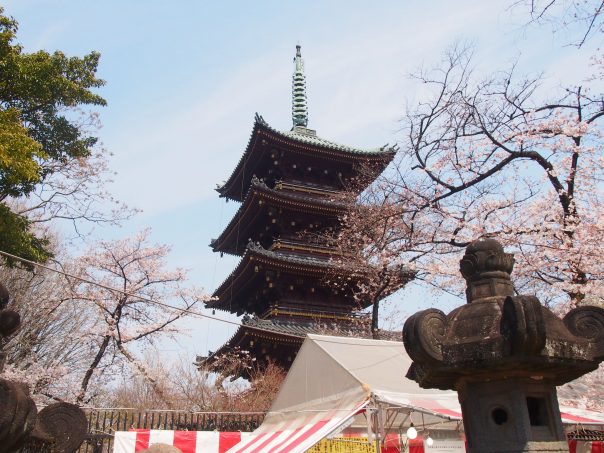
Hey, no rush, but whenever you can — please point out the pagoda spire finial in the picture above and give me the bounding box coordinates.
[292,45,308,128]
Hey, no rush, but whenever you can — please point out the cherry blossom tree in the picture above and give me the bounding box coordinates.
[13,143,135,238]
[1,230,210,404]
[0,247,94,403]
[559,363,604,411]
[364,43,604,310]
[515,0,604,47]
[322,186,415,339]
[108,352,285,413]
[66,229,210,403]
[363,11,604,405]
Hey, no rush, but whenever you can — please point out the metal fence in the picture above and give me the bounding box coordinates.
[78,408,266,453]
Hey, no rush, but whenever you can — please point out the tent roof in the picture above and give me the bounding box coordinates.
[227,334,604,453]
[270,334,460,417]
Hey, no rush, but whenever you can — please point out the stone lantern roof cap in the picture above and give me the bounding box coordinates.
[460,238,515,281]
[466,238,504,254]
[403,238,604,390]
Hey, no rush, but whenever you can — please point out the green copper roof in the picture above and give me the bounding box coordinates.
[292,45,308,128]
[256,113,396,156]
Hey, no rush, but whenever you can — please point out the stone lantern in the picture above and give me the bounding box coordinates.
[402,239,604,453]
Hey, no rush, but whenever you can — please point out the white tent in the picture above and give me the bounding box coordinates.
[227,334,604,453]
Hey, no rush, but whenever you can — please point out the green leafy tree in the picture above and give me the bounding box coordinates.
[0,7,106,263]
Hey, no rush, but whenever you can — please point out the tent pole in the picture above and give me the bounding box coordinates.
[366,408,374,444]
[377,403,386,453]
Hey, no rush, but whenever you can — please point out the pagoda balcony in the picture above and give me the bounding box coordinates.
[197,314,372,377]
[207,240,415,316]
[268,239,340,257]
[207,243,364,316]
[211,177,346,256]
[258,305,369,322]
[274,180,345,199]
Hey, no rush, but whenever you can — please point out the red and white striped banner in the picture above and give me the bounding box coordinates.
[113,430,250,453]
[351,435,603,453]
[381,437,604,453]
[376,390,604,425]
[569,440,604,453]
[112,429,604,452]
[226,399,369,453]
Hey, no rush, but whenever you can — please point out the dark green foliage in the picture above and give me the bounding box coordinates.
[0,7,106,264]
[0,204,51,266]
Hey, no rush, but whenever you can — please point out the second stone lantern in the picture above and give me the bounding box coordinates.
[403,239,604,453]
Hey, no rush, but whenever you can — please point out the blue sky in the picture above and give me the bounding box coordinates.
[3,1,599,359]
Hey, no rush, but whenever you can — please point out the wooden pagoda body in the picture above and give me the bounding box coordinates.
[201,47,410,373]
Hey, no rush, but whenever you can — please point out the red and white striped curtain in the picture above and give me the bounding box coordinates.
[569,440,604,453]
[356,435,603,453]
[112,430,603,452]
[113,430,250,453]
[386,438,604,453]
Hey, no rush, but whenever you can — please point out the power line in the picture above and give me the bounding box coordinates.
[0,249,397,348]
[0,249,241,328]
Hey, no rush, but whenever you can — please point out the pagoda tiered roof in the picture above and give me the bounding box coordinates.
[208,242,353,315]
[197,314,403,376]
[203,46,413,374]
[208,241,415,316]
[217,114,396,201]
[197,317,308,375]
[210,177,346,256]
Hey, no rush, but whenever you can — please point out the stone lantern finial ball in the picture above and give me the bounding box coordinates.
[465,238,504,254]
[460,238,515,281]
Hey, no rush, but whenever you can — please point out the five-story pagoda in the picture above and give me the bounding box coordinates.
[203,46,409,371]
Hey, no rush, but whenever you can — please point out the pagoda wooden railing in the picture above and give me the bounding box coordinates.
[275,180,342,198]
[259,306,370,322]
[270,239,340,256]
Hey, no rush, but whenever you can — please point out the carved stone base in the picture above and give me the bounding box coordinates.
[488,442,569,453]
[31,402,88,452]
[0,378,37,452]
[458,378,568,453]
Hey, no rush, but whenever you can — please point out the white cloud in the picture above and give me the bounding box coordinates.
[107,1,521,218]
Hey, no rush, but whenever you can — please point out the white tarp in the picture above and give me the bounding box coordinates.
[227,334,604,453]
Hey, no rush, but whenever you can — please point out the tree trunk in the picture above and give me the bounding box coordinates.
[371,271,391,340]
[371,298,380,340]
[77,335,111,403]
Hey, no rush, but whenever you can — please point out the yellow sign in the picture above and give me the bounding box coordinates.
[307,437,377,453]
